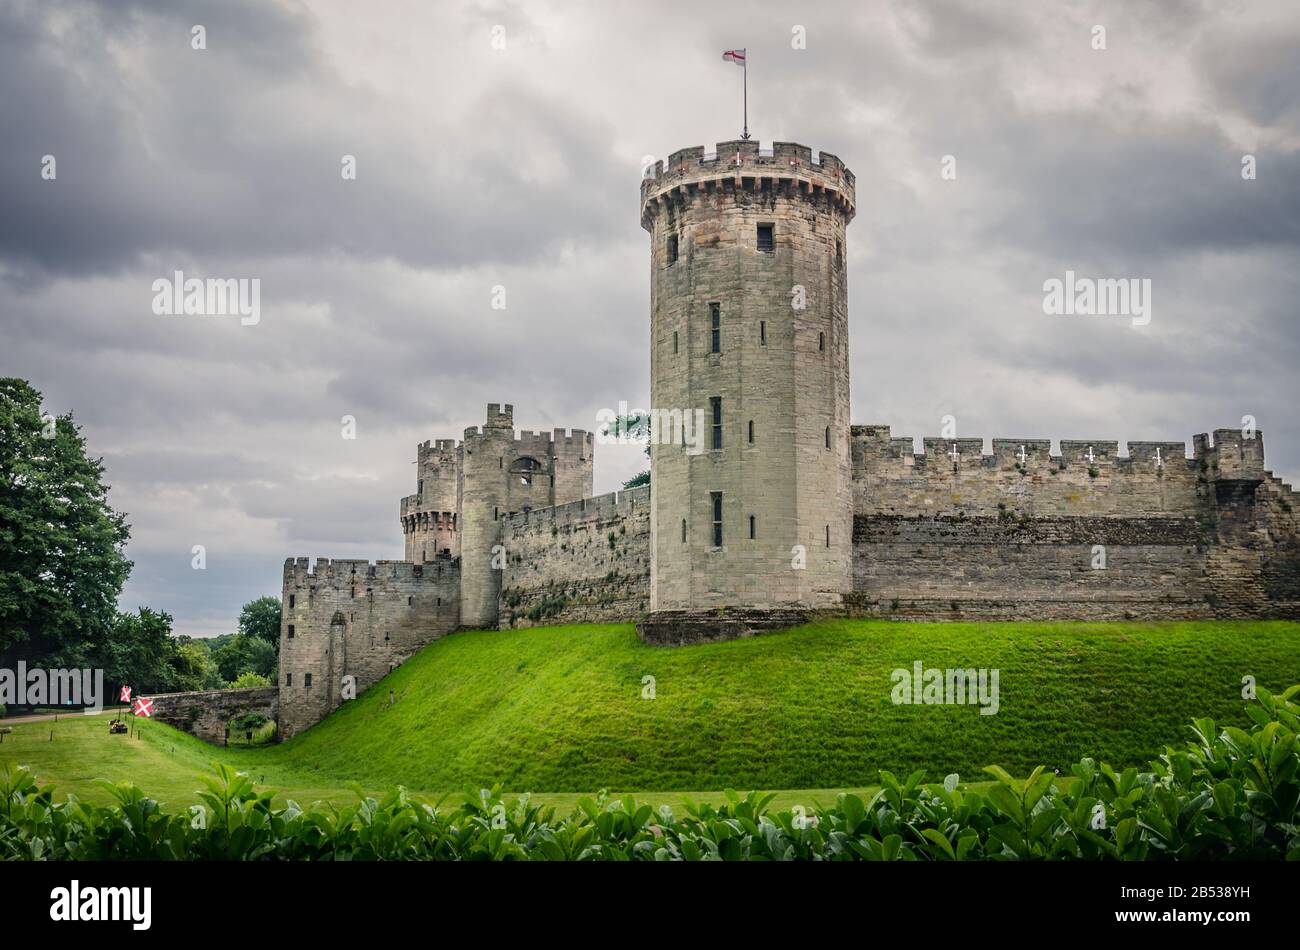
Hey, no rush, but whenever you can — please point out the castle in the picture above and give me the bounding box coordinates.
[277,138,1300,739]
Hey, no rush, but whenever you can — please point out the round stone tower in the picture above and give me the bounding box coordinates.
[458,402,514,629]
[639,139,856,638]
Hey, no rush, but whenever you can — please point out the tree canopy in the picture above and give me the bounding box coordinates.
[0,378,132,667]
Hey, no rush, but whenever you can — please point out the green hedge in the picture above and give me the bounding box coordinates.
[2,686,1296,861]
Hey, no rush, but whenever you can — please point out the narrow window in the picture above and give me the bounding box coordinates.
[417,479,424,496]
[748,420,754,444]
[749,515,756,540]
[384,630,390,641]
[825,525,830,547]
[288,594,295,609]
[819,331,825,352]
[835,239,843,268]
[285,673,292,686]
[710,397,722,450]
[711,492,723,547]
[710,303,721,353]
[287,624,295,639]
[757,223,774,251]
[407,596,413,606]
[437,596,442,606]
[667,234,678,263]
[499,457,503,469]
[760,320,766,344]
[681,518,687,543]
[673,330,678,354]
[494,506,499,521]
[304,673,313,688]
[825,426,831,449]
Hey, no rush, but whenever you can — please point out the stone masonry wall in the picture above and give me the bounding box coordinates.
[849,425,1300,620]
[278,557,460,739]
[147,687,278,745]
[500,485,650,629]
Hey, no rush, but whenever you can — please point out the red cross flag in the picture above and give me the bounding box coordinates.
[133,697,154,718]
[120,685,132,702]
[722,49,746,65]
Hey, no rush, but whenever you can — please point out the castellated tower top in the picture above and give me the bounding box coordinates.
[485,403,514,429]
[641,140,855,231]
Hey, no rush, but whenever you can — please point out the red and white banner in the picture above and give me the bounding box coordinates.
[120,685,132,702]
[722,49,746,65]
[133,697,153,718]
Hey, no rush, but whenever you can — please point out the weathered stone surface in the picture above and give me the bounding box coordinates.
[263,137,1300,741]
[636,607,811,646]
[147,687,278,745]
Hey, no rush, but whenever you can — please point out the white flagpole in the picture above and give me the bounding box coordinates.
[742,49,749,140]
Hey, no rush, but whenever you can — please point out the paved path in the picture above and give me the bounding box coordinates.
[0,708,120,726]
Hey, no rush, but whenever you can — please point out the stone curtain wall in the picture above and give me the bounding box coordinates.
[500,486,650,629]
[849,425,1300,620]
[146,687,278,745]
[278,557,460,739]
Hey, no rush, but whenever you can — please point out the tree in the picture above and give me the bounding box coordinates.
[238,596,282,651]
[0,379,132,667]
[99,608,178,694]
[213,634,277,684]
[169,641,214,693]
[602,412,651,490]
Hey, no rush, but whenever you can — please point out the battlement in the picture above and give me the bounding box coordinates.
[504,484,649,529]
[641,139,855,230]
[283,556,455,589]
[850,424,1249,474]
[1194,429,1266,482]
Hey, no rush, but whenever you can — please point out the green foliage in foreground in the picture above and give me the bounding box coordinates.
[3,687,1296,861]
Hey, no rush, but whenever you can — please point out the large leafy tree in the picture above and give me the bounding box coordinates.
[238,595,282,652]
[0,379,132,667]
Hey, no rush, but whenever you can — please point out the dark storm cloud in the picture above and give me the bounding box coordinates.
[0,0,625,284]
[0,0,1297,634]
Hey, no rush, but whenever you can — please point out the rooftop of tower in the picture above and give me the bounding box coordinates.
[640,139,855,230]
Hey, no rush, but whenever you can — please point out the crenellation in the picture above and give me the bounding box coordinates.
[272,131,1300,739]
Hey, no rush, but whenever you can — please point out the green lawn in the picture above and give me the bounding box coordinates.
[3,619,1298,813]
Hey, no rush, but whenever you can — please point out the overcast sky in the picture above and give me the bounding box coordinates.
[2,0,1297,636]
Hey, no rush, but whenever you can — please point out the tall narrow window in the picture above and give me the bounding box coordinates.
[710,397,722,450]
[711,492,723,547]
[819,331,825,352]
[304,673,313,688]
[673,330,678,353]
[681,518,687,543]
[760,320,766,344]
[287,625,295,639]
[825,426,831,449]
[288,594,295,609]
[710,303,721,353]
[825,525,830,547]
[835,239,843,268]
[286,673,292,686]
[667,234,678,263]
[748,420,754,444]
[757,223,774,251]
[494,506,499,520]
[749,515,756,540]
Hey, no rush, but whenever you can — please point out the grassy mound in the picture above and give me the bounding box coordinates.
[7,619,1299,806]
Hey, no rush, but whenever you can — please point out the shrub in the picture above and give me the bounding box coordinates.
[228,672,271,689]
[1,686,1296,861]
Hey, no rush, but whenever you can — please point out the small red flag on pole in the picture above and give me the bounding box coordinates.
[133,697,154,718]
